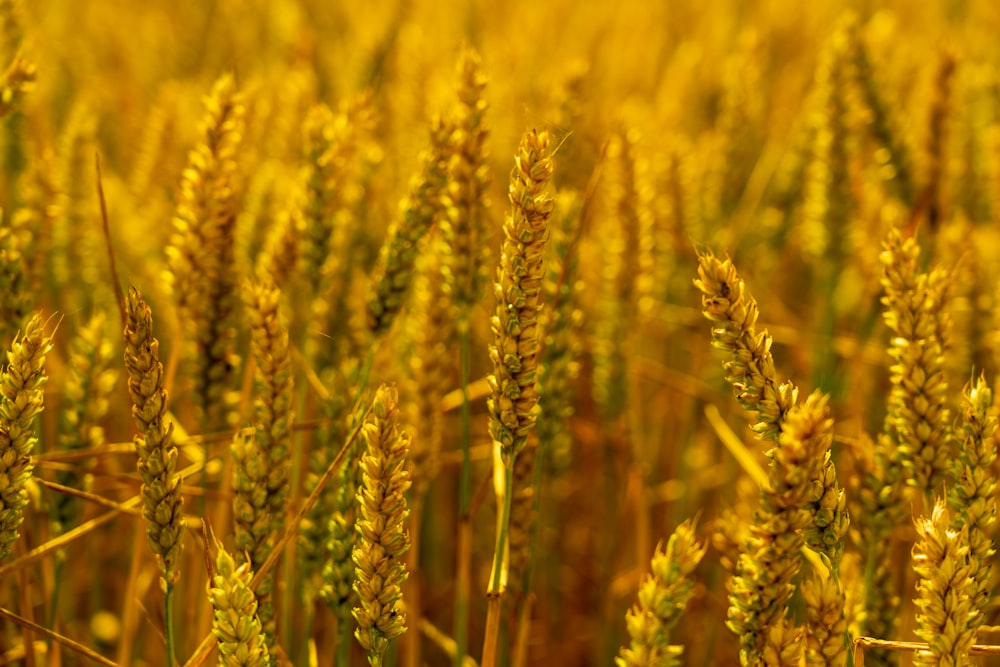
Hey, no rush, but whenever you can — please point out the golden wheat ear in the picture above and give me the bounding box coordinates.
[617,519,706,667]
[166,73,246,434]
[948,375,997,636]
[487,127,555,467]
[440,46,492,333]
[207,529,272,667]
[728,391,836,666]
[352,384,411,667]
[694,248,798,442]
[912,501,976,665]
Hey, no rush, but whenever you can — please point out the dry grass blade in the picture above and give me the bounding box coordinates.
[0,606,117,666]
[33,478,142,515]
[0,499,140,578]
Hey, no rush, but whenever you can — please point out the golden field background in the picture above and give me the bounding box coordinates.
[2,0,1000,665]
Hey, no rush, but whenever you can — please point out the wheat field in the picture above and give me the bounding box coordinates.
[2,0,1000,665]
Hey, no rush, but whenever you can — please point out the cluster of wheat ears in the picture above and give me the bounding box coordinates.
[5,0,1000,666]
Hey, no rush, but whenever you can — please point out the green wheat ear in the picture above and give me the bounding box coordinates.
[124,286,184,587]
[0,314,53,562]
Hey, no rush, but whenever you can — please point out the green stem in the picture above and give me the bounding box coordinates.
[298,607,314,667]
[285,384,311,661]
[46,557,65,649]
[335,616,351,667]
[453,327,472,667]
[481,465,514,667]
[520,448,544,605]
[489,465,513,593]
[458,329,472,515]
[165,581,176,667]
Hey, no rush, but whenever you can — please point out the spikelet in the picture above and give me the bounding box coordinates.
[616,520,706,667]
[487,128,554,466]
[714,494,752,576]
[130,86,180,201]
[123,287,184,586]
[805,453,849,569]
[352,385,411,666]
[209,540,271,667]
[166,73,245,432]
[440,47,491,330]
[0,314,52,561]
[727,392,833,666]
[948,375,996,630]
[694,249,798,442]
[366,116,451,336]
[912,501,976,666]
[53,311,117,534]
[242,275,294,532]
[880,225,953,498]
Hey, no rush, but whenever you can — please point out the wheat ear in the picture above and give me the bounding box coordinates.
[0,314,53,561]
[801,558,849,667]
[948,374,997,636]
[166,73,245,434]
[727,391,833,666]
[616,519,706,667]
[53,311,117,533]
[694,249,798,442]
[482,128,555,667]
[912,501,976,665]
[367,116,452,336]
[880,224,953,500]
[352,384,411,667]
[209,537,272,667]
[441,46,492,331]
[124,286,184,665]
